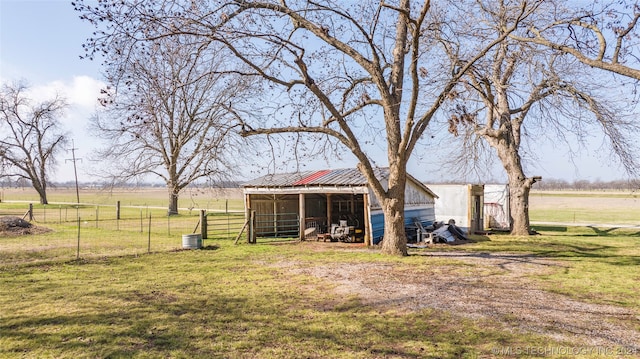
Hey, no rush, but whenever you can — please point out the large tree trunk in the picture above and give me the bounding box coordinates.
[32,180,48,205]
[380,197,408,256]
[37,192,48,205]
[495,143,534,235]
[506,173,531,236]
[379,167,408,256]
[168,188,179,215]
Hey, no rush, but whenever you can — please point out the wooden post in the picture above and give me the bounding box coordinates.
[326,194,332,229]
[248,209,257,244]
[246,207,252,243]
[363,193,372,246]
[116,201,121,220]
[299,193,305,241]
[200,210,207,240]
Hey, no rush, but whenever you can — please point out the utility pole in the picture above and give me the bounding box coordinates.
[65,140,82,204]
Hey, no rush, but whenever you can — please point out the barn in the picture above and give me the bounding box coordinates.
[242,168,438,245]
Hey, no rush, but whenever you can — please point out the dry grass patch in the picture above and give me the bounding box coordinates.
[275,247,640,351]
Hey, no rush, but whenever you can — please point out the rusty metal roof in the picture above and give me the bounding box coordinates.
[292,169,332,185]
[243,168,378,187]
[242,168,437,198]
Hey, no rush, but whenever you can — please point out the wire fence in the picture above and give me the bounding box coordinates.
[0,201,246,264]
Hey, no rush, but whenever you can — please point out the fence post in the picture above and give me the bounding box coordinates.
[200,210,207,240]
[248,209,256,244]
[28,203,33,221]
[245,208,251,243]
[148,213,152,254]
[76,216,81,260]
[116,201,121,220]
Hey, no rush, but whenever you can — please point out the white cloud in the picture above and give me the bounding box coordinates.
[18,76,106,182]
[68,75,105,109]
[27,76,104,109]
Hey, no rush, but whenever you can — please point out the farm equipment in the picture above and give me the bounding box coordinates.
[330,220,355,242]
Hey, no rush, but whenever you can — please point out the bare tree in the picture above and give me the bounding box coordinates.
[91,35,251,215]
[444,3,640,235]
[512,1,640,80]
[76,0,540,255]
[0,81,69,205]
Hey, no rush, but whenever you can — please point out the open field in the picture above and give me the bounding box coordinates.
[529,190,640,226]
[2,187,638,223]
[1,188,639,358]
[0,187,245,212]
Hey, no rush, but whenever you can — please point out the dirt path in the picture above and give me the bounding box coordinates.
[278,248,640,350]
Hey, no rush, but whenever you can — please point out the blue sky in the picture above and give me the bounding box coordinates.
[0,0,632,183]
[1,0,104,183]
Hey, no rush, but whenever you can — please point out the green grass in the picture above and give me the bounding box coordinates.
[444,226,640,309]
[1,240,562,359]
[528,190,640,225]
[529,208,640,225]
[2,225,639,357]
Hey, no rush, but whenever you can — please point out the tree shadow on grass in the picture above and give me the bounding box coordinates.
[532,225,567,232]
[586,226,640,237]
[534,225,640,237]
[426,229,640,267]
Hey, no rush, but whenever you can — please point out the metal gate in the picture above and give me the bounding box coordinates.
[254,212,299,237]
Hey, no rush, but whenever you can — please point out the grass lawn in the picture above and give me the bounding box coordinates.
[1,224,639,358]
[1,189,639,358]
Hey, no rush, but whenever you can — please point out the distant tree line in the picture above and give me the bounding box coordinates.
[0,179,242,190]
[428,178,639,191]
[533,178,640,191]
[3,177,637,193]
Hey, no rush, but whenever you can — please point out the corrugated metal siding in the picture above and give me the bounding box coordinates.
[371,211,385,244]
[370,207,436,245]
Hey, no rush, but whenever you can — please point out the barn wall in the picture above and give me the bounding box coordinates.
[429,184,471,227]
[367,178,435,210]
[428,184,485,232]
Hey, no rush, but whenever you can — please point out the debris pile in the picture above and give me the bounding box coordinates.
[0,216,50,237]
[431,219,470,243]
